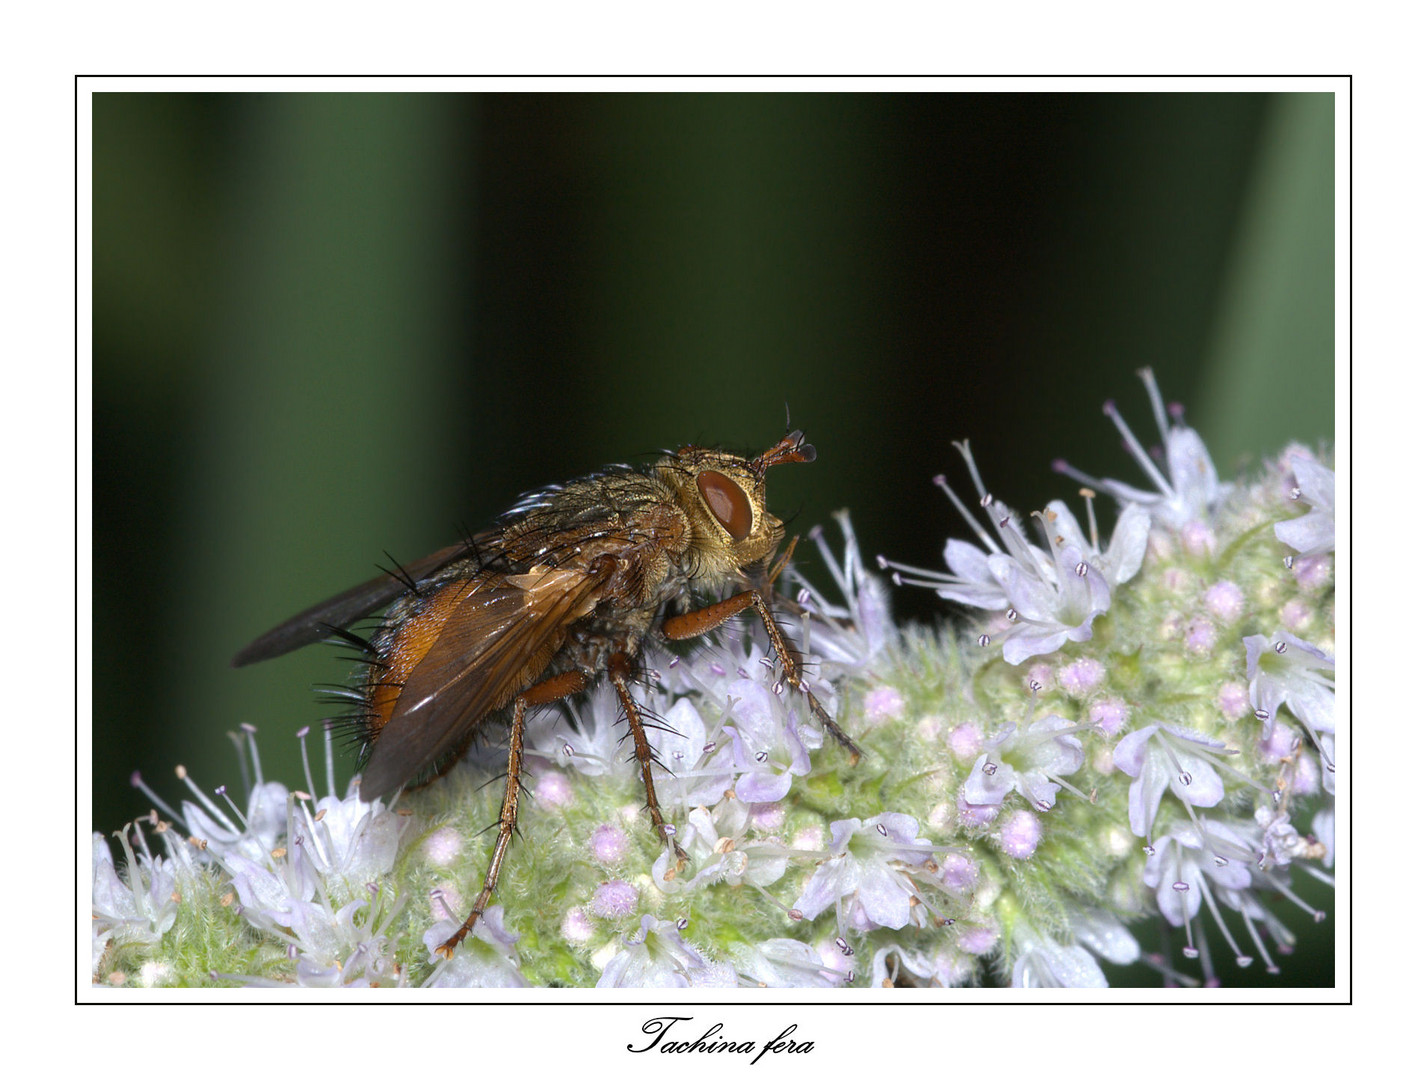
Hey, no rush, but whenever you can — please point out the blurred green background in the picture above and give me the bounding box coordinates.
[91,90,1335,986]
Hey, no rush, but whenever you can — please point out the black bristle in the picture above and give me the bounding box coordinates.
[323,711,378,753]
[320,622,376,655]
[381,551,422,596]
[457,522,482,558]
[313,683,366,703]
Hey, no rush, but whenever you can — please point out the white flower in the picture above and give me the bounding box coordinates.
[652,801,790,894]
[1246,631,1336,734]
[724,678,819,803]
[872,941,978,988]
[1137,816,1306,971]
[180,777,291,863]
[1143,819,1252,929]
[1054,368,1230,529]
[785,510,893,671]
[646,697,737,809]
[1113,723,1233,839]
[1043,497,1150,589]
[424,906,529,987]
[1275,455,1335,556]
[596,915,736,987]
[526,682,630,775]
[980,530,1112,666]
[220,791,407,985]
[792,813,937,931]
[962,715,1086,812]
[1010,909,1140,987]
[731,938,844,987]
[92,827,185,953]
[290,790,404,889]
[882,442,1147,665]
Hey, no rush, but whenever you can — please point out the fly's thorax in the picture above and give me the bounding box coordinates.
[498,468,696,609]
[501,471,678,562]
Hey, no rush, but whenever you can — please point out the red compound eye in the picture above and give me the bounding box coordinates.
[696,471,753,541]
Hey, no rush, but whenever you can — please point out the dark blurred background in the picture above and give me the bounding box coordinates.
[91,91,1335,985]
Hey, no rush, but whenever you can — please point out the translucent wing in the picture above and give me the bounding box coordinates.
[358,564,613,800]
[232,540,480,666]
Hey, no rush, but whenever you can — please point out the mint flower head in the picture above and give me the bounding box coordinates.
[95,371,1335,989]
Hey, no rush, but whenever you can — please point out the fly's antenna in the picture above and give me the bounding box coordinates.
[753,429,816,478]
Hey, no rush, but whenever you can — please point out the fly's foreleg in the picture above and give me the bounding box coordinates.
[661,589,862,763]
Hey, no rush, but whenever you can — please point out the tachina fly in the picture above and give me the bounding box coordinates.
[234,431,860,957]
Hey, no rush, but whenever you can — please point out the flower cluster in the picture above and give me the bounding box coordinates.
[94,371,1334,988]
[98,727,416,986]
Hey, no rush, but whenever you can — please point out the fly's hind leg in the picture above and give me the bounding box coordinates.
[662,589,863,763]
[435,668,587,959]
[608,651,688,870]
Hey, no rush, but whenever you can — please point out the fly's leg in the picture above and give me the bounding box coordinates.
[435,668,587,959]
[608,651,688,870]
[662,589,863,763]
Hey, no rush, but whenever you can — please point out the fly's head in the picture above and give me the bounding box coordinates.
[661,431,816,586]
